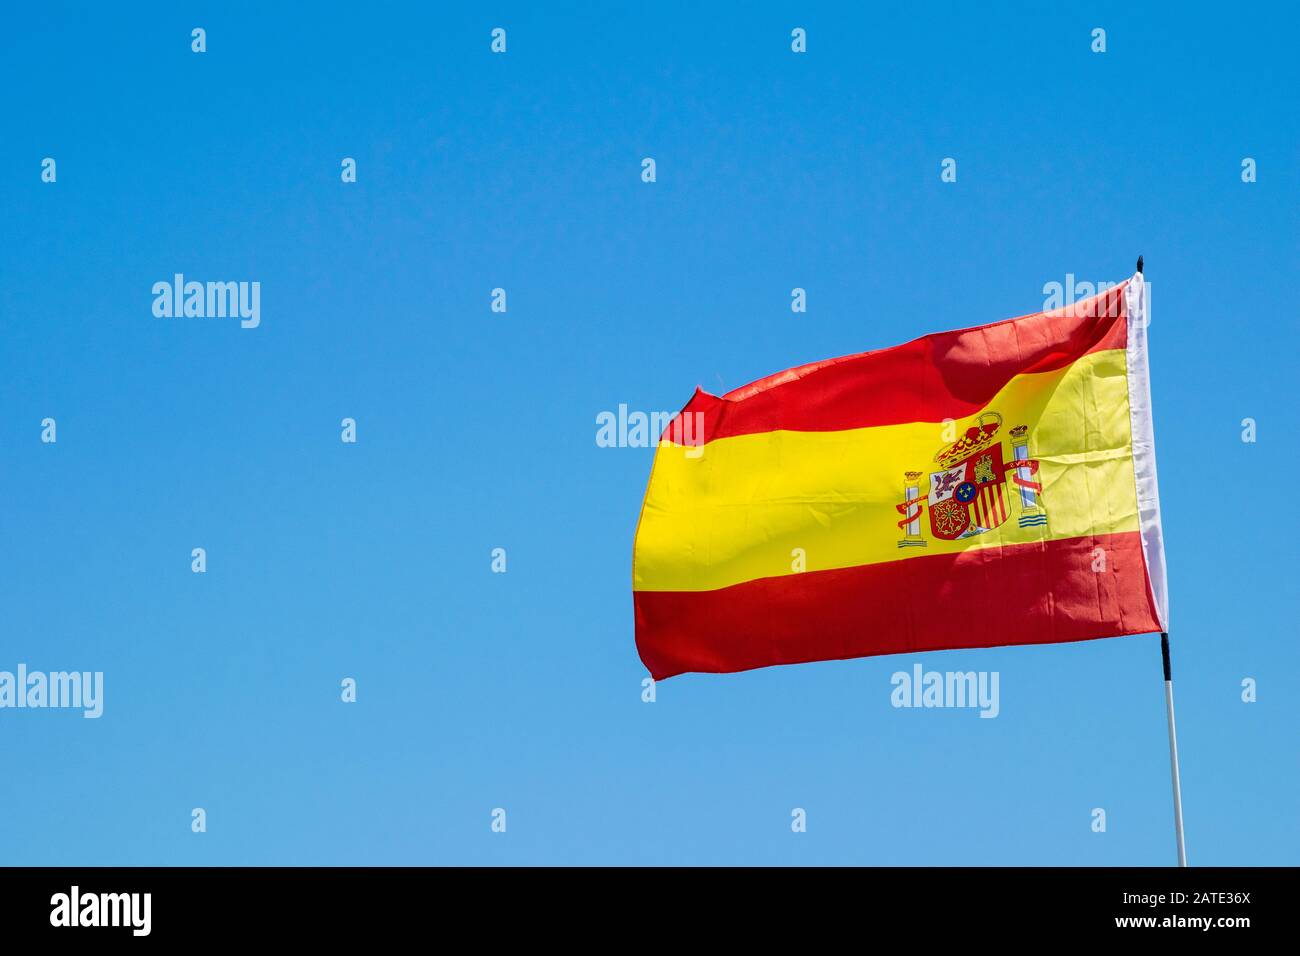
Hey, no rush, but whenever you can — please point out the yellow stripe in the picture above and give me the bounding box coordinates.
[634,347,1137,592]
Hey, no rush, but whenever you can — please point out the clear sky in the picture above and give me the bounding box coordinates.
[1,2,1295,865]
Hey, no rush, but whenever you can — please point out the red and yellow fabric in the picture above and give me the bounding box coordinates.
[633,275,1168,679]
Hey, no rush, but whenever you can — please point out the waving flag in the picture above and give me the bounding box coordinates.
[633,273,1167,680]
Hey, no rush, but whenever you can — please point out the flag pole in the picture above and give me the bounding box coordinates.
[1137,253,1186,867]
[1161,632,1187,866]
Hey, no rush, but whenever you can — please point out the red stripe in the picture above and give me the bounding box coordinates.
[634,531,1160,680]
[663,283,1129,444]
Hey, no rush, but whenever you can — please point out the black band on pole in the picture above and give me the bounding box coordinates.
[1160,632,1172,681]
[1136,254,1144,274]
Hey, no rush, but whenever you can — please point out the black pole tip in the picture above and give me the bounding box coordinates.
[1136,255,1144,274]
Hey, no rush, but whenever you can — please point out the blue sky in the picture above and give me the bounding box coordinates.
[1,2,1296,865]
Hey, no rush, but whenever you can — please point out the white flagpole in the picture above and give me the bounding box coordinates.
[1135,255,1186,867]
[1161,631,1187,866]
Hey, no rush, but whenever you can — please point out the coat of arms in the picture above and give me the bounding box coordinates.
[896,412,1047,546]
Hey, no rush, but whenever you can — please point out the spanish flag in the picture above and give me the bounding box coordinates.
[633,273,1168,679]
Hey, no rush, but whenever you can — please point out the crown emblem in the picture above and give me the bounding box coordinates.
[934,412,1002,467]
[897,409,1047,546]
